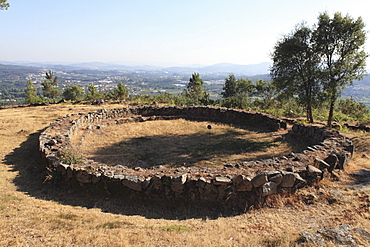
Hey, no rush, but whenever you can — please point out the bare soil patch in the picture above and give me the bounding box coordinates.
[80,119,308,168]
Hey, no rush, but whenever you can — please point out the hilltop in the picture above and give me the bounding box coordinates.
[0,103,369,246]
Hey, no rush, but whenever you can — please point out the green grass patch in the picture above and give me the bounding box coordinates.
[158,225,192,232]
[58,213,78,220]
[0,196,22,201]
[57,149,84,165]
[262,237,284,247]
[97,221,134,229]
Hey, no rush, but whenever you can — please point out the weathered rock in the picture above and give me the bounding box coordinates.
[252,174,268,188]
[112,174,124,181]
[353,228,370,243]
[300,231,326,246]
[91,173,101,184]
[56,163,68,174]
[293,173,307,188]
[75,170,91,184]
[122,175,144,191]
[324,154,338,171]
[269,173,283,185]
[202,183,218,201]
[338,151,351,170]
[315,158,330,170]
[214,176,231,185]
[307,165,322,175]
[343,142,354,157]
[260,181,277,196]
[233,175,253,191]
[318,225,359,247]
[171,173,187,192]
[280,172,296,188]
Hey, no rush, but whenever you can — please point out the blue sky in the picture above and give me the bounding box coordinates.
[1,0,370,66]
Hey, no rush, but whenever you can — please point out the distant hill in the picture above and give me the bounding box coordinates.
[0,61,271,75]
[163,62,271,75]
[197,62,271,75]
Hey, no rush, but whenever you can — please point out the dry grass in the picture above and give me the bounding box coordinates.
[80,119,305,168]
[0,104,369,246]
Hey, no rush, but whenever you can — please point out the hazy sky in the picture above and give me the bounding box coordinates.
[1,0,369,66]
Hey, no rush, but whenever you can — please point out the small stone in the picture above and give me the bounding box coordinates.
[280,172,296,188]
[122,175,144,191]
[315,158,330,170]
[213,176,231,185]
[260,181,277,196]
[324,154,338,171]
[252,174,268,188]
[171,174,187,192]
[307,165,323,175]
[75,170,91,184]
[233,175,253,192]
[269,173,283,185]
[338,152,351,170]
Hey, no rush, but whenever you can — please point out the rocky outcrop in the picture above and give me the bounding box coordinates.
[300,225,370,246]
[39,106,354,211]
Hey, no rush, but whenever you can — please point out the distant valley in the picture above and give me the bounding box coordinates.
[0,61,369,106]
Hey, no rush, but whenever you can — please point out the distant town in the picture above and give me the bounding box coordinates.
[0,62,369,106]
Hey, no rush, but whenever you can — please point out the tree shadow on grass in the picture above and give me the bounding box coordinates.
[88,128,282,168]
[4,128,310,220]
[347,168,370,191]
[2,130,239,219]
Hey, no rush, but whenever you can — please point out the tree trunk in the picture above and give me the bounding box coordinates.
[327,100,335,127]
[306,94,314,123]
[306,104,314,123]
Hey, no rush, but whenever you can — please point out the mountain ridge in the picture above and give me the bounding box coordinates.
[0,61,271,75]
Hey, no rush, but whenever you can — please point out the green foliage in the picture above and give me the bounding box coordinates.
[24,81,43,104]
[57,149,84,165]
[158,225,192,232]
[219,94,251,109]
[109,82,128,101]
[0,0,9,10]
[335,98,370,123]
[0,196,22,201]
[182,73,210,105]
[271,23,321,123]
[313,12,368,126]
[96,221,134,229]
[271,12,368,125]
[86,84,104,101]
[221,74,239,98]
[221,75,258,109]
[41,70,61,102]
[63,85,85,101]
[58,213,78,220]
[222,75,255,98]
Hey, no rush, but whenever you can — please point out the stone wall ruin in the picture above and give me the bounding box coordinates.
[39,106,354,211]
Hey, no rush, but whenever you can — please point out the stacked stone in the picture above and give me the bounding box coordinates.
[39,106,354,211]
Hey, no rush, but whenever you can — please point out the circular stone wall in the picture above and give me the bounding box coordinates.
[39,106,354,212]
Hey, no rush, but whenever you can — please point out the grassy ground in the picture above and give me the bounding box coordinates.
[80,119,308,169]
[0,104,369,246]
